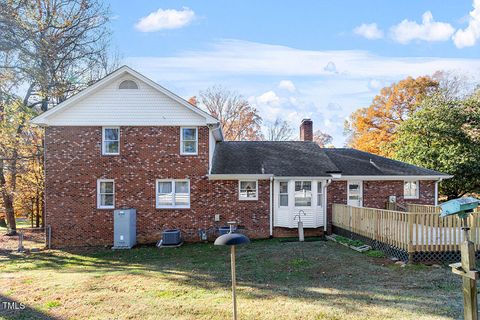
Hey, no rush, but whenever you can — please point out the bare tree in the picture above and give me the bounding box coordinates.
[199,86,263,141]
[265,118,293,141]
[313,129,333,147]
[0,0,117,235]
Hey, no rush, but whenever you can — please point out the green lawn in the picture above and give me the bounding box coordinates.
[0,239,464,320]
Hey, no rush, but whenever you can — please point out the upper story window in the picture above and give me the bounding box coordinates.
[295,181,312,207]
[279,181,288,207]
[404,181,419,199]
[102,127,120,155]
[97,179,115,209]
[180,127,198,155]
[239,181,258,200]
[156,179,190,209]
[118,80,139,89]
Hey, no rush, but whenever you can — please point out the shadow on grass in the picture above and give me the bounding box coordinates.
[0,239,462,318]
[0,295,60,320]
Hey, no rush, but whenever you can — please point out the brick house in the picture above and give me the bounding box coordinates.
[31,66,451,247]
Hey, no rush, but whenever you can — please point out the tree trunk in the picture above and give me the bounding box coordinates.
[0,159,16,235]
[35,191,40,228]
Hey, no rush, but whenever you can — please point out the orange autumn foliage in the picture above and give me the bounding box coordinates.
[346,76,439,157]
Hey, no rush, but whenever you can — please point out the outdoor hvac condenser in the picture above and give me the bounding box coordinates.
[113,208,136,249]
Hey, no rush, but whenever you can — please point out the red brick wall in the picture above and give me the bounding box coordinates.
[45,126,270,247]
[363,180,435,208]
[326,180,436,234]
[326,181,347,234]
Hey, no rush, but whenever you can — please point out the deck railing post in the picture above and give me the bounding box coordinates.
[407,212,414,263]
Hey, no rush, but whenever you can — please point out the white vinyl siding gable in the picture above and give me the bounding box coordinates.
[45,75,207,126]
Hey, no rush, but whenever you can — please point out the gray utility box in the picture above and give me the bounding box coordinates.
[113,209,136,249]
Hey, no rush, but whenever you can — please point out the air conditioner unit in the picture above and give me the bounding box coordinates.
[388,196,397,203]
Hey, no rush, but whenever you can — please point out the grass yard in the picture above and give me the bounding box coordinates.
[0,238,464,320]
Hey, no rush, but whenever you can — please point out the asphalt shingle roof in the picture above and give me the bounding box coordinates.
[211,141,339,177]
[210,142,448,177]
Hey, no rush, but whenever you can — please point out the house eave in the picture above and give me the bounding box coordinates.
[207,174,273,180]
[335,175,453,181]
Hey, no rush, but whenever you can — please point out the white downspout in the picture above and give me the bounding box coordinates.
[269,177,274,237]
[324,179,332,232]
[434,178,443,206]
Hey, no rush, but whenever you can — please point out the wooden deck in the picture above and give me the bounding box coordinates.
[332,204,480,255]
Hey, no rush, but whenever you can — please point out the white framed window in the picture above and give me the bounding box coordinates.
[295,181,312,207]
[317,181,323,207]
[97,179,115,209]
[404,181,419,199]
[279,181,288,207]
[239,181,258,200]
[180,127,198,155]
[102,127,120,155]
[156,180,190,209]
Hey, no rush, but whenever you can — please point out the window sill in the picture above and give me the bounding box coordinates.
[156,206,191,209]
[97,206,115,210]
[102,153,120,156]
[239,198,258,201]
[404,197,419,200]
[180,153,198,156]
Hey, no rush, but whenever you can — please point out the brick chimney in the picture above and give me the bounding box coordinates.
[300,119,313,141]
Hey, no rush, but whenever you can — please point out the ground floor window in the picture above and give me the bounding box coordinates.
[279,181,288,206]
[404,180,419,199]
[156,180,190,208]
[317,181,323,207]
[97,179,115,209]
[239,180,258,200]
[294,181,312,206]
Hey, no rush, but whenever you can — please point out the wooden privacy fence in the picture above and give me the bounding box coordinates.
[332,204,480,258]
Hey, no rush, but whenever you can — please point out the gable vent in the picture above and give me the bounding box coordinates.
[119,80,139,89]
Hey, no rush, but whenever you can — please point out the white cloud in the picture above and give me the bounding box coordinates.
[135,7,195,32]
[390,11,455,44]
[453,0,480,48]
[353,23,384,40]
[256,91,280,106]
[126,39,480,146]
[128,39,480,79]
[278,80,296,92]
[324,61,338,73]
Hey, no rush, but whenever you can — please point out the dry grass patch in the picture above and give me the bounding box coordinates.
[0,239,465,319]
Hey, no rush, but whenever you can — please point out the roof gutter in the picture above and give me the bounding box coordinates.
[207,122,224,142]
[207,174,274,180]
[335,175,453,181]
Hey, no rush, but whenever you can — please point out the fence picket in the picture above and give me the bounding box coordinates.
[332,203,480,256]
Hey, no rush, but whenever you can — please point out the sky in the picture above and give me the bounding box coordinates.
[106,0,480,146]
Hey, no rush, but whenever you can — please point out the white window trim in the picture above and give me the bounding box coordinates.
[239,180,258,201]
[180,127,198,155]
[317,181,323,207]
[404,180,420,199]
[102,127,120,156]
[156,179,191,209]
[294,180,313,207]
[278,181,288,207]
[97,179,115,209]
[347,180,363,207]
[118,79,139,90]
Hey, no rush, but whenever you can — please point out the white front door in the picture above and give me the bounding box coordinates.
[347,181,363,207]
